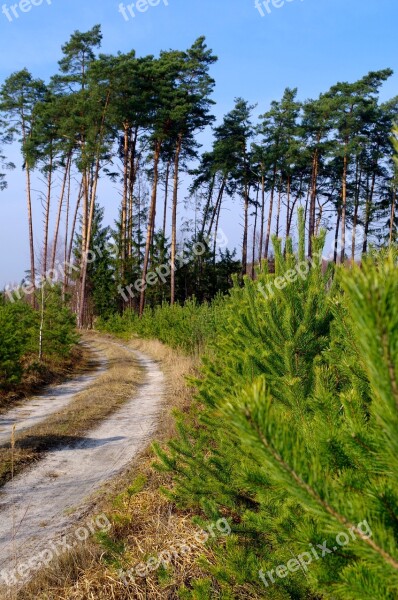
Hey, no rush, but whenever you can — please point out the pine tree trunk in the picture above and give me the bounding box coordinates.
[63,163,71,301]
[78,91,111,328]
[362,169,377,255]
[334,208,341,264]
[258,170,265,269]
[207,179,225,237]
[22,119,36,305]
[201,174,216,237]
[81,168,89,270]
[42,148,53,277]
[26,165,36,304]
[213,195,222,266]
[252,185,259,279]
[140,140,161,316]
[275,183,282,238]
[390,187,396,246]
[171,135,182,306]
[163,160,171,237]
[264,164,277,260]
[351,162,362,263]
[51,152,72,271]
[241,183,250,277]
[308,148,319,258]
[128,127,138,259]
[287,175,303,237]
[285,175,291,238]
[340,149,348,264]
[67,178,83,270]
[121,124,129,276]
[79,154,101,328]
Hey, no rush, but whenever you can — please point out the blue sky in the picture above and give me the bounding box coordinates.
[0,0,397,285]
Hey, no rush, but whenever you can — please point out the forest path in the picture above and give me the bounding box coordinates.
[0,337,164,592]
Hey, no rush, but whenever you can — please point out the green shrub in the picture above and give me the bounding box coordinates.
[98,297,225,356]
[0,287,78,389]
[0,302,37,386]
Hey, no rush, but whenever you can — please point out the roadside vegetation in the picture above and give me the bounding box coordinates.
[98,298,224,356]
[0,289,80,406]
[16,232,398,600]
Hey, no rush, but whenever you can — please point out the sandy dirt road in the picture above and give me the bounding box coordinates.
[0,339,164,592]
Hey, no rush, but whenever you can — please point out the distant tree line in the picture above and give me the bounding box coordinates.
[0,25,397,326]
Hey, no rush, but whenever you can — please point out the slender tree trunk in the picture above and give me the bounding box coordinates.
[285,175,291,238]
[334,208,341,264]
[287,198,299,238]
[207,179,225,237]
[127,127,138,259]
[258,170,265,269]
[79,156,101,327]
[171,135,182,306]
[78,91,111,328]
[275,181,282,238]
[252,185,259,279]
[162,160,171,237]
[42,148,53,277]
[287,175,303,237]
[121,124,129,276]
[340,149,348,264]
[351,162,362,263]
[200,174,216,237]
[213,194,222,266]
[308,148,319,258]
[26,166,36,303]
[63,163,71,300]
[264,164,277,260]
[390,187,396,246]
[51,152,72,271]
[241,183,250,277]
[362,169,377,255]
[81,167,89,269]
[22,119,36,304]
[140,140,161,316]
[67,178,83,269]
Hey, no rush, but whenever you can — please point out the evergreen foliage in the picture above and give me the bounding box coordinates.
[0,289,78,389]
[152,230,398,599]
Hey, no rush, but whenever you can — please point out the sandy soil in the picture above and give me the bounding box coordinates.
[0,339,164,593]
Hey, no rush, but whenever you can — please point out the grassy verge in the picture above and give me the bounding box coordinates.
[0,333,144,489]
[15,338,222,600]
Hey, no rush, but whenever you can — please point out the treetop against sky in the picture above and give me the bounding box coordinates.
[0,0,396,285]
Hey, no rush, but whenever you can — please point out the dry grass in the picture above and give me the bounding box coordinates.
[13,336,222,600]
[0,333,144,488]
